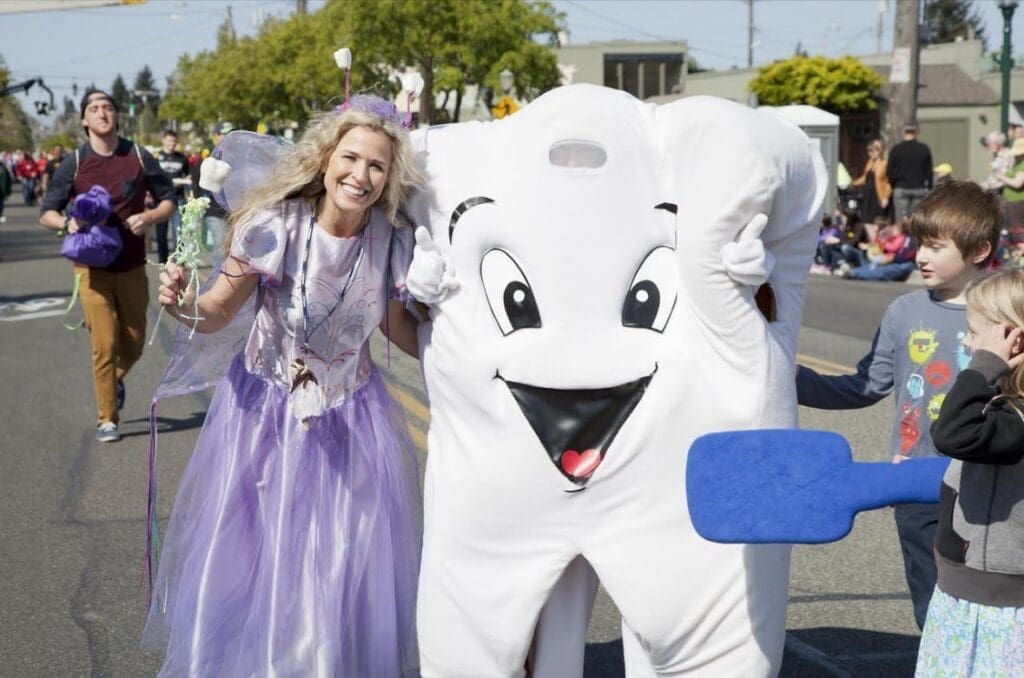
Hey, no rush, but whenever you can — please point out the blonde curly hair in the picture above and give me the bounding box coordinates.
[224,106,423,254]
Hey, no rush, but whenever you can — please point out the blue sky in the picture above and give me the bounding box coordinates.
[2,0,1022,124]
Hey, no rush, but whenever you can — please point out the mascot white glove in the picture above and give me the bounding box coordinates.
[721,212,775,287]
[407,226,459,305]
[198,157,232,193]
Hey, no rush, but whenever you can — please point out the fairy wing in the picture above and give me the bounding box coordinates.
[210,131,291,212]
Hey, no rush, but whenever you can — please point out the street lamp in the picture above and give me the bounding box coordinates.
[999,0,1018,136]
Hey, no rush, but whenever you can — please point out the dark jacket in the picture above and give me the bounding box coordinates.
[887,139,933,190]
[930,349,1024,606]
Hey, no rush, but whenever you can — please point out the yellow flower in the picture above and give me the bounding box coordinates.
[491,95,520,119]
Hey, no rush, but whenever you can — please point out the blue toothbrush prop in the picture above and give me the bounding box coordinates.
[686,429,950,544]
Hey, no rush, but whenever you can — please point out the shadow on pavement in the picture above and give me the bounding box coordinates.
[582,627,919,677]
[0,226,62,263]
[119,412,208,438]
[585,639,624,676]
[782,627,919,677]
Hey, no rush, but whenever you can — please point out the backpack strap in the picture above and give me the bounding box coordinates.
[74,142,143,178]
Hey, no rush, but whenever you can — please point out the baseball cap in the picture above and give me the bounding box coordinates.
[215,121,234,135]
[80,89,119,118]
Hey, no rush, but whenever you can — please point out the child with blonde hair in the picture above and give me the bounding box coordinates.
[918,267,1024,675]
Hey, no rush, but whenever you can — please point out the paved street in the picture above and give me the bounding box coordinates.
[1,201,921,677]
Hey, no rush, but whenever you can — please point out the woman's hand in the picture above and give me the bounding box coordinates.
[158,261,193,312]
[974,323,1024,369]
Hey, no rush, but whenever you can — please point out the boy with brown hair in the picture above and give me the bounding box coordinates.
[797,180,1003,629]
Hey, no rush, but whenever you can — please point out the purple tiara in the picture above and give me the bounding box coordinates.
[335,95,413,129]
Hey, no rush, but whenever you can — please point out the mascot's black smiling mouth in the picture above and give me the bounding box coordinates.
[496,366,656,489]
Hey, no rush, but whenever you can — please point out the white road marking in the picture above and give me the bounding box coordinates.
[0,297,71,322]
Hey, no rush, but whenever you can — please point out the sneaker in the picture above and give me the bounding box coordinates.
[809,264,832,275]
[116,379,125,411]
[833,261,852,277]
[96,422,121,443]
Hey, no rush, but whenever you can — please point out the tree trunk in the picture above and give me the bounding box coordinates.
[453,87,464,123]
[419,58,434,126]
[886,0,920,146]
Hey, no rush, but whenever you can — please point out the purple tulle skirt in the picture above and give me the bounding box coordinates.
[142,356,421,677]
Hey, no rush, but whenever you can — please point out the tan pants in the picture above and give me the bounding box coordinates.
[76,264,148,425]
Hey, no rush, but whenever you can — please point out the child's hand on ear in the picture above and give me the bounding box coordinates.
[975,323,1024,369]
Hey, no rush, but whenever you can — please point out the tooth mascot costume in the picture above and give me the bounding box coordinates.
[405,84,827,676]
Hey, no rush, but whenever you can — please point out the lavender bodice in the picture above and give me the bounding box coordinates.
[230,199,412,405]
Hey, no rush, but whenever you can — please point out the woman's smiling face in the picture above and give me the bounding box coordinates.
[319,126,392,232]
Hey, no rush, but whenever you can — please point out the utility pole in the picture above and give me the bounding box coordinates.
[886,0,920,145]
[225,5,236,42]
[747,0,754,68]
[999,1,1019,136]
[876,0,887,53]
[296,0,307,13]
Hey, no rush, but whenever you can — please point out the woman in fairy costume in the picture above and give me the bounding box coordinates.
[142,96,423,676]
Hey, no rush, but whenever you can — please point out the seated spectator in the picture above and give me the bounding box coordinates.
[811,215,843,274]
[832,210,870,276]
[996,225,1024,269]
[933,162,954,188]
[840,217,918,281]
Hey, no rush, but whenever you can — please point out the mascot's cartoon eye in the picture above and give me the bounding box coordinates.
[480,249,542,335]
[622,246,677,332]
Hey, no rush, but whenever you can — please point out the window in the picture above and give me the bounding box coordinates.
[603,53,685,98]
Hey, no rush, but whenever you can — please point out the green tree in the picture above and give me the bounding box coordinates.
[110,74,131,111]
[162,0,562,129]
[749,55,883,113]
[132,65,161,112]
[162,11,348,130]
[343,0,563,123]
[46,95,85,147]
[41,131,77,150]
[923,0,985,49]
[0,56,33,150]
[686,56,706,74]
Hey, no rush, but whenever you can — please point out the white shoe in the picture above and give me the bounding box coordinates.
[96,421,120,443]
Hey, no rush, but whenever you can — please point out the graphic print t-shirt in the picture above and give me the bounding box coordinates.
[797,289,969,458]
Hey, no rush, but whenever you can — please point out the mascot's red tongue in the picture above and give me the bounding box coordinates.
[560,449,601,479]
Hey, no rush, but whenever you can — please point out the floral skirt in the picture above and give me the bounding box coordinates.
[142,357,421,677]
[916,586,1024,677]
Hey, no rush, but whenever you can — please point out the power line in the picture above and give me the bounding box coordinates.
[23,16,212,73]
[564,0,677,42]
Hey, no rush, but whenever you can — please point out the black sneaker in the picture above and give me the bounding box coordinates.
[116,379,125,411]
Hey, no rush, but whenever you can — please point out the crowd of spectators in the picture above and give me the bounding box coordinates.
[820,123,1024,283]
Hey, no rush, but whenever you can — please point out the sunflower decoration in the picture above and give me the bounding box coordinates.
[492,95,520,119]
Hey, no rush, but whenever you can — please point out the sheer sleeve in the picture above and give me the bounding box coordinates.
[229,203,288,286]
[389,224,414,302]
